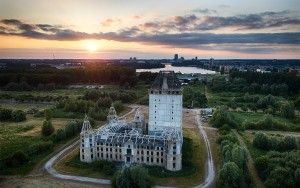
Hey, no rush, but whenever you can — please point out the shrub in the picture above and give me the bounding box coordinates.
[42,120,54,136]
[253,132,297,151]
[112,165,152,188]
[280,102,295,119]
[0,108,12,121]
[11,110,26,122]
[265,167,295,188]
[113,101,124,113]
[4,151,29,167]
[210,106,237,128]
[26,141,53,156]
[218,162,243,188]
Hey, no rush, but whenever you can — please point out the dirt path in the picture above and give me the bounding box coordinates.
[233,130,265,188]
[193,109,215,188]
[44,106,137,185]
[44,106,216,188]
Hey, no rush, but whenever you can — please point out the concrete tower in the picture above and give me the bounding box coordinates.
[148,71,183,134]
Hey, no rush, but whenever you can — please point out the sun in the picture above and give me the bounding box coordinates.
[85,41,97,53]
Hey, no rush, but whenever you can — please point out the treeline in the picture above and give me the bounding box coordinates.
[243,115,299,131]
[0,65,137,89]
[0,141,54,173]
[183,82,207,108]
[253,132,297,151]
[255,149,300,187]
[229,70,300,94]
[210,106,298,131]
[0,108,26,122]
[210,76,294,96]
[217,132,251,188]
[0,93,69,102]
[228,93,296,119]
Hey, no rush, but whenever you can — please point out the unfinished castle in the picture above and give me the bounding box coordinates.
[80,71,183,171]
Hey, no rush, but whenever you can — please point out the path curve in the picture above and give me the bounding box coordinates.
[193,109,215,188]
[44,106,216,188]
[44,106,137,185]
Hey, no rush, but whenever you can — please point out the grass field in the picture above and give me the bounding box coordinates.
[0,115,76,174]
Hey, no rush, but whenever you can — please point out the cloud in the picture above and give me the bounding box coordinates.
[0,17,299,53]
[192,8,217,14]
[133,15,141,19]
[137,11,300,32]
[101,18,121,27]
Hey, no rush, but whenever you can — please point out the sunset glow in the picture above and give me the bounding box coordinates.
[0,0,299,59]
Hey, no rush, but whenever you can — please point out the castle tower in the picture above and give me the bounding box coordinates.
[107,106,118,123]
[148,71,183,134]
[80,115,95,163]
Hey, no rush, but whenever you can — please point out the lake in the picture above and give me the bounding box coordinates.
[136,64,216,74]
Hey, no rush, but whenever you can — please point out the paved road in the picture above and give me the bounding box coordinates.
[193,109,215,188]
[44,106,216,188]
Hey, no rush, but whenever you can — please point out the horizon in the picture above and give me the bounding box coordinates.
[0,0,300,59]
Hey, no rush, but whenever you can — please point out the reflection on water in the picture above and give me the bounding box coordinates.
[136,64,216,74]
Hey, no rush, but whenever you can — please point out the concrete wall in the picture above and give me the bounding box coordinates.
[148,93,182,133]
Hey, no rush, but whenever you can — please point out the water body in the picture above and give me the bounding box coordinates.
[136,64,216,74]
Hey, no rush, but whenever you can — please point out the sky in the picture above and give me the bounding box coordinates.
[0,0,299,59]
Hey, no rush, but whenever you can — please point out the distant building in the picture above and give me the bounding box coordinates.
[174,54,178,61]
[80,71,183,171]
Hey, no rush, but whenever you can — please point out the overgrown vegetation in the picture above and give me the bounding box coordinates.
[0,108,26,122]
[216,131,251,188]
[253,132,297,151]
[112,165,153,188]
[183,82,207,108]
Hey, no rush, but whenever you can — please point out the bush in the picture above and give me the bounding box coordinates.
[0,108,12,121]
[280,102,295,119]
[4,151,29,167]
[112,165,152,188]
[255,150,300,187]
[265,167,295,188]
[11,110,26,122]
[26,141,53,156]
[113,101,124,113]
[218,162,243,188]
[42,120,54,136]
[210,106,237,128]
[253,132,297,151]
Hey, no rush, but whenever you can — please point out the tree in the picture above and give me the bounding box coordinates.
[282,136,297,150]
[5,151,29,167]
[11,110,26,122]
[280,102,295,119]
[265,167,295,188]
[218,162,243,188]
[42,120,54,136]
[44,109,53,121]
[0,108,12,121]
[295,168,300,187]
[253,132,269,150]
[210,106,236,128]
[96,97,112,110]
[113,101,124,112]
[112,165,152,188]
[255,156,269,180]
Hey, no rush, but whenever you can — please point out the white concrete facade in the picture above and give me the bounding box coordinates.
[148,94,182,133]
